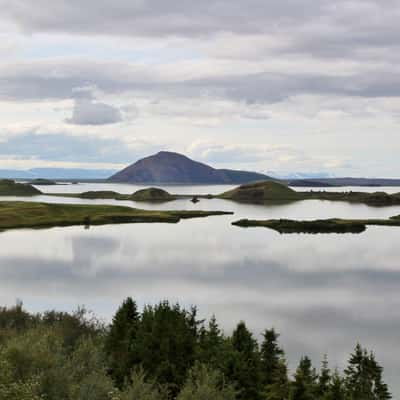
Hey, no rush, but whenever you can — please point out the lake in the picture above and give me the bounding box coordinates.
[1,183,400,395]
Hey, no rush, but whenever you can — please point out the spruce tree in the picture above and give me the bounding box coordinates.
[104,297,140,387]
[290,356,318,400]
[230,321,262,400]
[132,301,198,396]
[322,370,345,400]
[344,344,391,400]
[264,359,290,400]
[317,355,331,397]
[260,329,285,386]
[197,315,224,369]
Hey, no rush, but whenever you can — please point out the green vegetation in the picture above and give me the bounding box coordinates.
[219,181,400,207]
[219,181,301,203]
[0,300,392,400]
[232,216,400,234]
[79,191,124,199]
[130,188,176,202]
[0,201,233,232]
[30,179,57,185]
[52,188,177,202]
[0,180,41,196]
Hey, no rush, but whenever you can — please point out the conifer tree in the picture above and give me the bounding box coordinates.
[317,355,331,397]
[230,321,262,400]
[260,329,285,386]
[322,370,345,400]
[290,356,318,400]
[264,359,290,400]
[344,344,391,400]
[104,297,140,387]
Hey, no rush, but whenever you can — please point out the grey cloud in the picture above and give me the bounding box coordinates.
[2,58,400,105]
[0,131,155,163]
[2,0,400,61]
[66,98,123,125]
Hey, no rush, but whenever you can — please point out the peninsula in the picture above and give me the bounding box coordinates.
[232,216,400,234]
[0,201,233,232]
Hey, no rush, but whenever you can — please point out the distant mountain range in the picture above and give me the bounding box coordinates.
[109,151,271,184]
[1,153,400,187]
[0,168,117,180]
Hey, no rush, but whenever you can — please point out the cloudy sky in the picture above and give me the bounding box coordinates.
[0,0,399,177]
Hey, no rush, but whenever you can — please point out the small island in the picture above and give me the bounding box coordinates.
[0,201,233,232]
[232,215,400,234]
[219,181,400,207]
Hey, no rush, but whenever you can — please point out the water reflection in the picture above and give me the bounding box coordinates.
[0,184,399,395]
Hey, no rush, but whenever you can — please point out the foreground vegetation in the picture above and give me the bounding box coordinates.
[232,215,400,234]
[0,300,391,400]
[219,181,400,207]
[0,201,233,232]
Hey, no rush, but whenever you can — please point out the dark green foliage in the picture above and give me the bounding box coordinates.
[230,321,262,400]
[260,329,289,400]
[344,344,391,400]
[104,298,140,387]
[290,356,318,400]
[132,302,198,396]
[0,301,393,400]
[317,355,331,397]
[260,329,285,385]
[232,218,367,234]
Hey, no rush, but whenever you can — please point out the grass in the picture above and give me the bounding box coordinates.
[0,201,233,232]
[219,181,301,203]
[219,181,400,207]
[130,188,176,202]
[232,215,400,234]
[0,180,42,196]
[51,188,177,202]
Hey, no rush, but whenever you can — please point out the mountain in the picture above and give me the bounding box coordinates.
[109,151,271,184]
[0,168,117,180]
[287,177,400,187]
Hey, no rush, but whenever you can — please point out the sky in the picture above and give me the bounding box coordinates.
[0,0,399,177]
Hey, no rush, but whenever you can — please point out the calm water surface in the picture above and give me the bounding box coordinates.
[1,183,399,396]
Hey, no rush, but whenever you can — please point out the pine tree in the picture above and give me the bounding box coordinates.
[322,370,345,400]
[317,355,331,397]
[132,301,198,396]
[104,297,140,387]
[368,352,391,400]
[260,329,285,386]
[259,328,289,400]
[197,315,224,369]
[344,344,391,400]
[230,321,262,400]
[290,356,318,400]
[264,359,290,400]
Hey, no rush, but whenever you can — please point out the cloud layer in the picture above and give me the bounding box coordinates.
[0,0,399,175]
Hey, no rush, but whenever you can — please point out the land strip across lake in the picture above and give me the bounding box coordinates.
[232,216,400,234]
[0,201,233,232]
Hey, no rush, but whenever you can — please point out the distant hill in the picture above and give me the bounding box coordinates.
[0,168,117,180]
[109,151,271,184]
[288,178,400,187]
